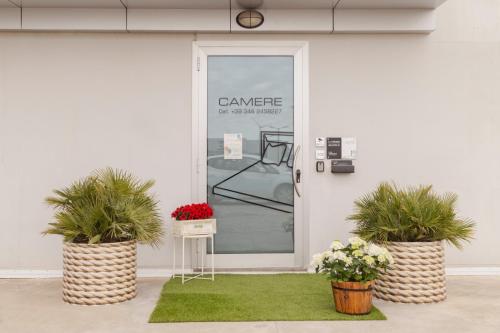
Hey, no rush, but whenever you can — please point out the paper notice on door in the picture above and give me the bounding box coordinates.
[224,133,243,159]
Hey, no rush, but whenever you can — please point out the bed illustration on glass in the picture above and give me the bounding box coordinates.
[209,131,294,214]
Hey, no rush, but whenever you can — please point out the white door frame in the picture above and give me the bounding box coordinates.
[191,41,309,269]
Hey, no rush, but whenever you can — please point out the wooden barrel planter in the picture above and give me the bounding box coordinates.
[331,281,374,315]
[62,240,137,305]
[374,241,446,304]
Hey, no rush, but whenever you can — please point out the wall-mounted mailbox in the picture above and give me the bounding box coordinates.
[331,160,355,174]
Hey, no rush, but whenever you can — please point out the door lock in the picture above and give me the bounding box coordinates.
[296,169,301,183]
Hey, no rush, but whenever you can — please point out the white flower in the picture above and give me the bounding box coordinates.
[348,237,367,249]
[367,244,384,256]
[363,255,375,266]
[387,253,394,265]
[323,251,334,262]
[310,253,323,268]
[384,249,395,265]
[330,240,344,251]
[332,251,347,262]
[376,248,394,265]
[352,249,364,257]
[312,250,333,266]
[377,254,387,263]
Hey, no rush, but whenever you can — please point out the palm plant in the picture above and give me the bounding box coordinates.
[347,182,475,249]
[43,168,164,245]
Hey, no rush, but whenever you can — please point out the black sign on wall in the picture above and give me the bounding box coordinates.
[326,137,342,159]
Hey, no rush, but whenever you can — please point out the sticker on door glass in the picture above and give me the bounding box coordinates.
[224,133,243,159]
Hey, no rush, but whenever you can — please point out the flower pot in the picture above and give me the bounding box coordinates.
[62,240,137,305]
[374,241,446,304]
[331,281,374,315]
[172,218,217,236]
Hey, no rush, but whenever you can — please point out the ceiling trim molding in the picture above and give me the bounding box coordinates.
[0,0,447,33]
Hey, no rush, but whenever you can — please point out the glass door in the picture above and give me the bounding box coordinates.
[208,56,294,255]
[193,43,307,269]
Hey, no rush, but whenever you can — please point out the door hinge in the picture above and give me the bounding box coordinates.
[196,56,200,72]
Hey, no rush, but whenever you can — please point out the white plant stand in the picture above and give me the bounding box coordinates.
[171,219,216,284]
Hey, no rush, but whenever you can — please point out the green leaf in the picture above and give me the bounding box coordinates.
[89,234,101,244]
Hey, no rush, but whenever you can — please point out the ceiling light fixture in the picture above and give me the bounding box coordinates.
[236,10,264,29]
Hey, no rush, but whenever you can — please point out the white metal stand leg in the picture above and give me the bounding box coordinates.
[181,236,185,284]
[172,237,176,278]
[211,234,214,281]
[201,238,204,277]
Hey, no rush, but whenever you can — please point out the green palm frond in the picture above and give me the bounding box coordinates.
[347,182,475,249]
[43,168,164,245]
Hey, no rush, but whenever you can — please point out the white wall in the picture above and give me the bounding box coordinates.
[0,0,499,271]
[0,34,194,270]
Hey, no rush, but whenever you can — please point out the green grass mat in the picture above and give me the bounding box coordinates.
[149,274,386,322]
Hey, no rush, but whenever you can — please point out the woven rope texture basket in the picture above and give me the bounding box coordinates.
[374,241,446,304]
[62,240,137,305]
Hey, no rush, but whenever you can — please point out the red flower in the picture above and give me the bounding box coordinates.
[170,203,214,221]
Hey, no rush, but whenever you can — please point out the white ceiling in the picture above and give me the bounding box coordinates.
[1,0,447,9]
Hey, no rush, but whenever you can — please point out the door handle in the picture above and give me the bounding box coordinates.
[292,145,301,198]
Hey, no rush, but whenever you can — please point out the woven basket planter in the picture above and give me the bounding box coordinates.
[62,240,137,305]
[374,241,446,304]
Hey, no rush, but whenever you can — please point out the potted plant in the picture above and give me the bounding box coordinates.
[171,203,216,236]
[312,237,393,315]
[43,168,163,305]
[348,182,475,304]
